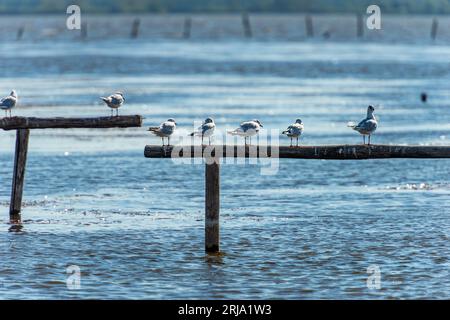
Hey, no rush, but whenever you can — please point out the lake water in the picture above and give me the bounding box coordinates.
[0,14,449,299]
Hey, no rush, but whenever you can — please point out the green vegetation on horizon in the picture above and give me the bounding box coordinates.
[2,0,450,14]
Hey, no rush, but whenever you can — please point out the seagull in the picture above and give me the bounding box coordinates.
[148,119,177,146]
[189,117,216,145]
[0,90,18,118]
[100,92,125,116]
[227,119,263,145]
[282,118,304,147]
[347,105,378,145]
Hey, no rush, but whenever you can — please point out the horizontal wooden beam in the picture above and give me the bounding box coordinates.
[0,116,143,130]
[144,144,450,160]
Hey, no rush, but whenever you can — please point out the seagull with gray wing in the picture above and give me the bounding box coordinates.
[100,92,125,116]
[0,90,18,118]
[148,119,177,146]
[189,117,216,145]
[282,118,304,147]
[227,119,263,145]
[347,105,378,145]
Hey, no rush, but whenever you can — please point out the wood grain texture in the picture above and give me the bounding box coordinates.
[10,129,30,218]
[144,144,450,159]
[0,115,143,130]
[205,161,220,253]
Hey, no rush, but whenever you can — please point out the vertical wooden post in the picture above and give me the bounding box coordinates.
[431,18,438,40]
[357,14,364,38]
[131,18,140,39]
[305,15,313,37]
[81,21,87,39]
[183,17,191,39]
[10,129,30,220]
[242,12,252,38]
[205,161,220,253]
[17,26,25,41]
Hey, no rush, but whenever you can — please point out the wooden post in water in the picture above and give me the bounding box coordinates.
[431,18,438,40]
[242,12,252,38]
[205,159,220,253]
[305,15,313,37]
[10,129,30,220]
[131,18,140,39]
[81,21,87,39]
[357,14,364,38]
[183,17,192,39]
[17,26,25,41]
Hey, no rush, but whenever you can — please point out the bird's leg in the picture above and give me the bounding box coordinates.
[111,109,113,117]
[244,137,247,146]
[4,110,7,117]
[168,136,170,146]
[290,137,292,147]
[363,136,366,145]
[202,136,204,146]
[297,137,299,147]
[9,110,11,118]
[368,135,371,145]
[162,137,165,146]
[209,137,211,145]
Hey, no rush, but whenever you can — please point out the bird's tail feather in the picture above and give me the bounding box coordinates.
[189,132,195,136]
[100,97,109,103]
[148,127,159,132]
[347,121,357,129]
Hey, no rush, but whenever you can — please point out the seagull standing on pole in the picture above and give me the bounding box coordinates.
[227,119,263,145]
[0,90,18,118]
[148,119,177,146]
[189,117,216,145]
[100,92,125,117]
[347,105,378,145]
[282,118,304,147]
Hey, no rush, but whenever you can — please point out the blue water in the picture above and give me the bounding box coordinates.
[0,14,449,299]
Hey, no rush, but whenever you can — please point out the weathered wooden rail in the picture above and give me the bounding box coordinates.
[145,144,450,253]
[1,116,143,220]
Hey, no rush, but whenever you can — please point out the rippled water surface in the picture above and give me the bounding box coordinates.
[0,14,449,299]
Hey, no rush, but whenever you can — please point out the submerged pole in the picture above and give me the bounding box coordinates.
[10,129,30,220]
[305,15,313,37]
[242,12,252,38]
[17,26,25,40]
[131,18,140,39]
[205,160,220,253]
[431,18,438,40]
[81,21,87,39]
[357,14,364,38]
[183,17,191,39]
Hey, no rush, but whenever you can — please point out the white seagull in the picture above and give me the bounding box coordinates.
[347,105,378,145]
[100,92,125,116]
[189,117,216,145]
[282,118,304,147]
[0,90,18,117]
[148,118,177,146]
[227,119,263,145]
